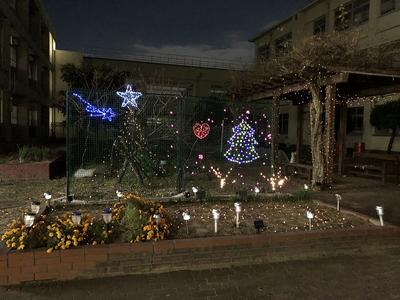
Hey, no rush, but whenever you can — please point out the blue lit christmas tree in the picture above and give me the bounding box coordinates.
[224,119,259,164]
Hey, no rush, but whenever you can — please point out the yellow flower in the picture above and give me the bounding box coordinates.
[47,248,53,254]
[49,232,54,237]
[66,240,71,247]
[11,242,16,248]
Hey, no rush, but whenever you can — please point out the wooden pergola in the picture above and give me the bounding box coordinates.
[232,70,400,175]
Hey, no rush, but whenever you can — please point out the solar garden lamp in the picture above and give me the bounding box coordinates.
[182,211,191,235]
[153,213,161,225]
[43,192,52,207]
[304,184,309,191]
[71,211,82,226]
[212,209,220,234]
[234,202,242,228]
[23,213,36,231]
[376,206,384,226]
[116,190,123,202]
[30,201,41,214]
[254,220,265,234]
[335,194,342,211]
[102,207,112,230]
[254,186,260,195]
[192,187,205,200]
[306,210,314,230]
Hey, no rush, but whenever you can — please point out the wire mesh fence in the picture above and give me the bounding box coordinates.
[66,88,274,201]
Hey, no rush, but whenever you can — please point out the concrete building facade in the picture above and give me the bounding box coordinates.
[0,0,56,152]
[250,0,400,153]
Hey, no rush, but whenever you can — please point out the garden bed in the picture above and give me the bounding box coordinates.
[0,157,65,181]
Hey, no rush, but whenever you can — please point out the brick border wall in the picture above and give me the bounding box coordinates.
[1,226,399,286]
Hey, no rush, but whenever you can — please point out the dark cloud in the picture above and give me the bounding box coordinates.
[43,0,311,61]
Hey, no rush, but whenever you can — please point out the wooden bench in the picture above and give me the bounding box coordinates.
[345,152,400,184]
[285,163,313,182]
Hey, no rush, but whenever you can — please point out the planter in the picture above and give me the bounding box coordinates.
[0,226,398,286]
[0,156,65,181]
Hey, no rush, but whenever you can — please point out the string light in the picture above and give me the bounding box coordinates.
[193,122,210,139]
[116,84,143,109]
[72,93,116,122]
[224,119,259,164]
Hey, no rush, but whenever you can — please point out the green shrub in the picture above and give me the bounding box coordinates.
[120,202,147,242]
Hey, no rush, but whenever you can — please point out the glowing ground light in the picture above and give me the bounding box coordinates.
[72,93,116,122]
[224,119,259,164]
[116,84,143,109]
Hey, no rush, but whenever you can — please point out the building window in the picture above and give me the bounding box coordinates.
[209,85,227,97]
[313,15,326,35]
[335,0,370,31]
[9,0,16,9]
[28,55,38,81]
[10,36,18,68]
[279,113,289,135]
[0,90,3,124]
[29,106,38,126]
[381,0,397,14]
[11,104,18,125]
[347,107,364,134]
[257,44,270,62]
[275,33,292,56]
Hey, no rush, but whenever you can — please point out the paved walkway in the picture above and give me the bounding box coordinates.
[1,245,399,300]
[312,176,400,226]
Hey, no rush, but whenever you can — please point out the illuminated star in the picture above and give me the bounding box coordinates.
[116,85,143,109]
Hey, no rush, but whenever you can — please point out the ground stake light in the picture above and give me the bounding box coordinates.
[376,206,384,226]
[153,213,161,225]
[335,194,342,211]
[306,210,314,230]
[234,202,242,228]
[23,213,36,229]
[212,209,220,234]
[116,190,123,202]
[31,201,41,214]
[182,211,191,235]
[71,211,82,226]
[102,207,112,230]
[43,192,52,207]
[254,220,265,233]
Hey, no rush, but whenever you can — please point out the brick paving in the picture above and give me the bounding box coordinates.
[1,245,399,300]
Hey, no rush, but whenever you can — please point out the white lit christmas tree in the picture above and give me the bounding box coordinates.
[224,119,259,164]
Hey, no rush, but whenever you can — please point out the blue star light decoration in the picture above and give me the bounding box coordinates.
[116,84,143,109]
[72,93,116,122]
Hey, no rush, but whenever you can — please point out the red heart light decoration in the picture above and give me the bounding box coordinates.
[193,123,210,139]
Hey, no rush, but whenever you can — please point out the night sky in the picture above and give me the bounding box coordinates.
[42,0,311,62]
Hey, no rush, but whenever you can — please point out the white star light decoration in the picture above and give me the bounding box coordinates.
[116,85,143,109]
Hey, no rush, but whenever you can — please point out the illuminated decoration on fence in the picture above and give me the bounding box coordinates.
[193,122,210,139]
[224,119,259,164]
[72,93,116,122]
[116,84,143,109]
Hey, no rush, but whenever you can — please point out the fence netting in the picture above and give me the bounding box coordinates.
[66,88,274,201]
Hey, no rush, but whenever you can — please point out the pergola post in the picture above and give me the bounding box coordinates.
[271,94,280,173]
[324,84,336,186]
[296,104,304,163]
[337,103,348,176]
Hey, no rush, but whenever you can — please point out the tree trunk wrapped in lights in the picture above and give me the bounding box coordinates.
[309,83,325,188]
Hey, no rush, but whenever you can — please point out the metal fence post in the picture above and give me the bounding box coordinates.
[176,96,185,192]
